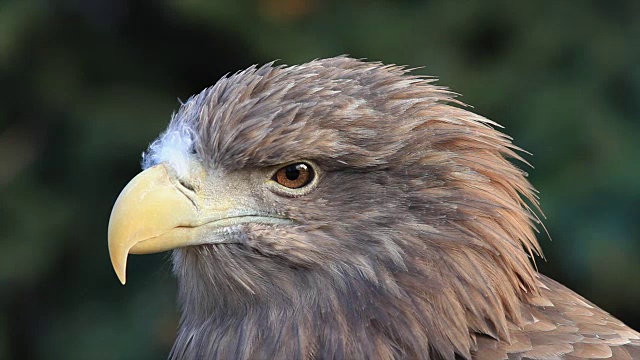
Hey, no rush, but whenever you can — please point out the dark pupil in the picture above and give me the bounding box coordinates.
[285,164,303,181]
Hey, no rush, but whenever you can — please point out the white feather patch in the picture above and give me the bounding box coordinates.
[142,120,195,178]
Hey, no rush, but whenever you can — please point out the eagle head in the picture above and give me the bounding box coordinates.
[108,57,546,359]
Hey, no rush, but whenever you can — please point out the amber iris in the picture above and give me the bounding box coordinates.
[274,163,314,189]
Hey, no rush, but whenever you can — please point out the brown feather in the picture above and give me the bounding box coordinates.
[139,56,640,359]
[473,276,640,359]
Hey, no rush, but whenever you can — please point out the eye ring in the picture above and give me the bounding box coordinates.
[272,162,315,189]
[269,161,320,196]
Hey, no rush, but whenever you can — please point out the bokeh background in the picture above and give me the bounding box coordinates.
[1,0,639,359]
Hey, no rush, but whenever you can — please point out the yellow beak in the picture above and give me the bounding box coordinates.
[108,163,293,285]
[108,164,201,285]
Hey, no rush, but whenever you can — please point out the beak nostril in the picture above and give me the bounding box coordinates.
[179,179,195,192]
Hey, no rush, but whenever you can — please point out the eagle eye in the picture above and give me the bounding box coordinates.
[272,162,315,189]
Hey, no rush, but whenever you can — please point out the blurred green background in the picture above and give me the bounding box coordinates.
[0,0,638,359]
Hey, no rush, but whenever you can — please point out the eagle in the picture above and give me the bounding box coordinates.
[108,57,640,359]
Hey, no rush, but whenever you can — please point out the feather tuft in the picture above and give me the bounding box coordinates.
[142,118,196,178]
